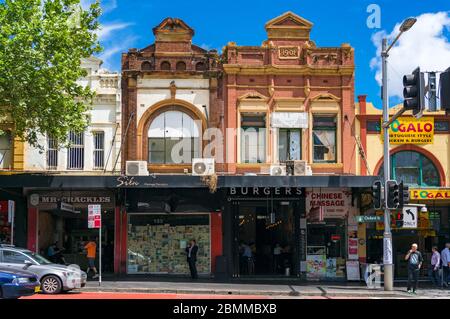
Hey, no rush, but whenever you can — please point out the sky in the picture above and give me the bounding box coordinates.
[84,0,450,108]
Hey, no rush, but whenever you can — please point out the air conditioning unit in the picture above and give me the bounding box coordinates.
[126,161,149,176]
[192,158,215,176]
[270,165,287,176]
[286,160,307,176]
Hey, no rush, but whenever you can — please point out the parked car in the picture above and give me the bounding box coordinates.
[0,245,87,294]
[0,267,40,299]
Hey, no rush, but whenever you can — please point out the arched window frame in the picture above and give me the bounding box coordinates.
[147,110,201,164]
[378,151,441,187]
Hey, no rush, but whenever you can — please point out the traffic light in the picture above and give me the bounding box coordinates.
[386,180,400,210]
[399,182,409,209]
[403,67,425,118]
[372,180,383,210]
[395,211,404,228]
[441,67,450,115]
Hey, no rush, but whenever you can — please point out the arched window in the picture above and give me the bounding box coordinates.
[160,61,171,71]
[148,110,200,164]
[378,151,440,187]
[195,62,205,71]
[141,61,152,71]
[176,61,186,71]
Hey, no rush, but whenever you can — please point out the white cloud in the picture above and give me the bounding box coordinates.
[97,22,133,41]
[99,36,139,70]
[370,12,450,100]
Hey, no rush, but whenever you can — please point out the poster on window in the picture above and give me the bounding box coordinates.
[306,254,326,280]
[326,258,337,278]
[305,188,352,221]
[0,201,11,244]
[348,227,359,260]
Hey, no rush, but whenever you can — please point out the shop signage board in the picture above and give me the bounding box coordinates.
[402,206,418,229]
[88,205,102,229]
[271,112,309,129]
[356,215,383,223]
[381,117,434,144]
[305,188,352,220]
[409,188,450,200]
[346,261,360,281]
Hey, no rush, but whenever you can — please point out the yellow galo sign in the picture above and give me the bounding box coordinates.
[381,117,434,144]
[410,188,450,201]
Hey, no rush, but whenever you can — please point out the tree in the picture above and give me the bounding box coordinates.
[0,0,102,148]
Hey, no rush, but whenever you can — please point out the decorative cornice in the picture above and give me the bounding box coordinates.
[223,64,354,76]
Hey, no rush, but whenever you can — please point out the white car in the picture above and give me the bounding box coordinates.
[0,245,87,294]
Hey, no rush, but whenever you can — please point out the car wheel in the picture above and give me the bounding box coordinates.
[41,275,62,294]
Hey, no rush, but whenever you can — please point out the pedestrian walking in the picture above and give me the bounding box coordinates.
[186,239,198,279]
[441,243,450,288]
[405,243,423,294]
[84,238,99,279]
[429,246,441,287]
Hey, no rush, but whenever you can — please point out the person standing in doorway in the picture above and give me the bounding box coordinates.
[430,246,441,288]
[405,243,423,294]
[441,243,450,288]
[186,239,198,279]
[85,238,99,279]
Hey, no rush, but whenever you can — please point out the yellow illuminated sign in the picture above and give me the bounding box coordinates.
[381,117,434,144]
[410,188,450,201]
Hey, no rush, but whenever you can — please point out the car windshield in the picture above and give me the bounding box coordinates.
[22,251,52,265]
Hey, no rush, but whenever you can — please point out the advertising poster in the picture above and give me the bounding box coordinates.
[306,254,326,280]
[305,188,352,221]
[326,258,337,278]
[0,201,11,244]
[348,227,359,260]
[346,261,361,281]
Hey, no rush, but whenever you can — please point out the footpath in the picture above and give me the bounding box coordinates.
[83,279,450,298]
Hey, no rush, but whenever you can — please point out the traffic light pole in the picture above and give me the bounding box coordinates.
[381,38,394,291]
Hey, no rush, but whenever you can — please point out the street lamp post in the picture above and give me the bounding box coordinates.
[381,17,416,292]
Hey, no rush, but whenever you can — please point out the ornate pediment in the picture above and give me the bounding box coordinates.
[152,17,194,42]
[238,92,269,102]
[311,93,341,102]
[265,11,313,40]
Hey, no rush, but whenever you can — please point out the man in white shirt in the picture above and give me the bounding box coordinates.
[441,243,450,287]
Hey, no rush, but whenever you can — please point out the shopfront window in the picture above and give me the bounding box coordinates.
[278,129,301,162]
[313,116,337,163]
[47,136,58,170]
[379,151,440,187]
[0,132,12,169]
[241,113,266,163]
[127,214,210,274]
[148,110,200,164]
[68,131,84,170]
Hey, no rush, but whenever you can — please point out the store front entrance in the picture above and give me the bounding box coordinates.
[227,187,304,278]
[236,201,296,276]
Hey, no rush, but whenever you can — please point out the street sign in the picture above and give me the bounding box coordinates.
[59,202,76,213]
[402,206,418,228]
[88,205,102,229]
[356,215,383,223]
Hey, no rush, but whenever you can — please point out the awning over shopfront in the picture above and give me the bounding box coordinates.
[0,174,378,189]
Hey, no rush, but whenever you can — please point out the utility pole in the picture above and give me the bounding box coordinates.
[380,17,417,291]
[381,38,394,291]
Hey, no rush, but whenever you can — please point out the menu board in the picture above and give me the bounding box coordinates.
[346,261,361,281]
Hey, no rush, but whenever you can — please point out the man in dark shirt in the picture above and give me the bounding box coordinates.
[405,243,423,294]
[186,239,198,279]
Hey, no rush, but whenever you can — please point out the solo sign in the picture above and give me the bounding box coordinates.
[88,205,101,229]
[381,117,434,144]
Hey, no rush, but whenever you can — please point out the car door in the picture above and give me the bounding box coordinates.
[0,249,35,272]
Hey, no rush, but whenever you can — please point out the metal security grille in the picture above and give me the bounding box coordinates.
[93,131,105,170]
[68,131,84,170]
[47,136,58,170]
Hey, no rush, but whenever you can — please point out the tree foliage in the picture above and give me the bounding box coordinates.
[0,0,102,148]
